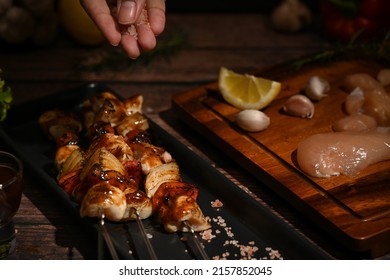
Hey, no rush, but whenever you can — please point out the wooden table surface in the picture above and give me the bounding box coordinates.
[1,13,389,260]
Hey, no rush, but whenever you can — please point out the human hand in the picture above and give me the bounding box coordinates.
[80,0,166,58]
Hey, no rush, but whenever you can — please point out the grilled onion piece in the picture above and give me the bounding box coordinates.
[144,162,181,198]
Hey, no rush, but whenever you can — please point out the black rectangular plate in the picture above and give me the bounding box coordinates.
[0,83,332,259]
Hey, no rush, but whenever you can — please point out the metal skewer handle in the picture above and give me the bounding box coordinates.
[134,209,158,260]
[185,222,209,260]
[99,214,119,260]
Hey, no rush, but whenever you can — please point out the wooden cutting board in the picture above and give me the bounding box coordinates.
[172,58,390,258]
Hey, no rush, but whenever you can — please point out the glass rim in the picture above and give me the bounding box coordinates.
[0,151,23,189]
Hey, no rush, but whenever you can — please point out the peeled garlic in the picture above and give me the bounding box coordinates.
[305,76,330,101]
[283,94,314,118]
[271,0,312,32]
[236,109,270,132]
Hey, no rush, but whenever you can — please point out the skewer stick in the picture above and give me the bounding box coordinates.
[97,225,104,259]
[99,214,119,260]
[185,222,209,260]
[133,208,158,260]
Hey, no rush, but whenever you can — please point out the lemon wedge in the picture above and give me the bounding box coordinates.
[58,0,105,46]
[218,67,282,110]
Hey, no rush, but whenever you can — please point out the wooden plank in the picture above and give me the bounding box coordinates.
[172,58,390,257]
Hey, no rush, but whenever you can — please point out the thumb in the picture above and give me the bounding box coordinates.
[117,0,146,25]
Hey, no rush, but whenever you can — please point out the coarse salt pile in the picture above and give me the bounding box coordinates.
[200,229,216,243]
[203,198,284,260]
[109,5,151,39]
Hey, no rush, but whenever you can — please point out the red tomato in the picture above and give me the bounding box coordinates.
[320,0,390,41]
[358,0,386,18]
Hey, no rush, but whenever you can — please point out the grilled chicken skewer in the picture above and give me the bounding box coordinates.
[39,91,211,258]
[79,92,210,232]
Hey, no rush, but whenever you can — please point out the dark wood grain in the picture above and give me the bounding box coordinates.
[1,13,389,260]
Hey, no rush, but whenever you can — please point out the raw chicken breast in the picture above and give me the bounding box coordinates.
[344,73,390,126]
[344,73,384,92]
[297,129,390,177]
[332,114,377,132]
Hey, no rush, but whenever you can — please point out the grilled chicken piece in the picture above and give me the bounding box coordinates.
[123,189,153,220]
[55,130,79,148]
[122,94,143,116]
[116,112,149,138]
[76,148,152,220]
[152,182,211,232]
[73,147,137,202]
[93,98,126,127]
[129,142,173,174]
[58,170,81,195]
[39,109,82,140]
[88,121,116,140]
[123,129,151,144]
[85,133,133,164]
[81,92,120,133]
[40,93,210,231]
[81,92,144,129]
[144,162,181,198]
[80,182,127,221]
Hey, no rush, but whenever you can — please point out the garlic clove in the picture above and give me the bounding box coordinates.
[236,109,270,132]
[305,76,330,101]
[283,94,314,118]
[271,0,312,32]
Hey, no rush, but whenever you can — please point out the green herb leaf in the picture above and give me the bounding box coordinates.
[291,31,390,70]
[75,30,188,73]
[0,70,13,122]
[323,0,360,16]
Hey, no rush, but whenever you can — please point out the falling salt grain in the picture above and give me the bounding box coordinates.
[145,107,154,114]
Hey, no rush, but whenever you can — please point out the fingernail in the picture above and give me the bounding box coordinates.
[118,0,137,25]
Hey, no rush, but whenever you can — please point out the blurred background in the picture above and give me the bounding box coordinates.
[1,0,389,49]
[165,0,318,12]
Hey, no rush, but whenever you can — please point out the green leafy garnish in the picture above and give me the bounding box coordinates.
[0,242,11,258]
[291,31,390,70]
[0,69,12,122]
[74,30,188,73]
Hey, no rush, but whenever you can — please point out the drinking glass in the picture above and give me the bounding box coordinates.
[0,151,23,259]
